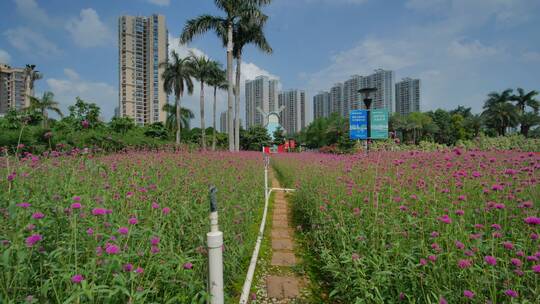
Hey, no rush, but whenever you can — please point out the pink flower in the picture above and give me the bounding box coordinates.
[504,289,518,298]
[524,217,540,225]
[455,209,465,216]
[150,237,160,246]
[25,234,42,247]
[135,267,144,274]
[92,208,107,216]
[72,196,81,202]
[430,231,439,238]
[532,264,540,273]
[128,217,138,225]
[437,215,452,224]
[463,290,474,299]
[183,262,193,270]
[71,203,82,209]
[151,202,159,209]
[484,255,497,266]
[455,241,465,250]
[439,297,447,304]
[162,207,171,214]
[105,244,120,255]
[458,259,472,269]
[503,241,514,250]
[118,227,129,235]
[71,274,84,283]
[151,246,160,254]
[17,202,31,208]
[86,228,94,235]
[511,258,522,267]
[491,224,501,230]
[428,255,437,262]
[123,263,133,272]
[32,212,45,219]
[420,258,427,266]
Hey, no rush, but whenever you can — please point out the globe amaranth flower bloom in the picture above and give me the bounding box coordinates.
[504,289,518,298]
[71,274,84,284]
[123,263,133,272]
[463,290,474,299]
[458,259,472,269]
[92,208,107,216]
[484,255,497,266]
[162,207,171,214]
[511,258,522,267]
[25,234,42,247]
[71,203,82,209]
[32,212,45,219]
[118,227,129,235]
[532,264,540,273]
[150,237,160,246]
[17,202,31,208]
[183,262,193,270]
[524,217,540,225]
[105,244,120,255]
[128,217,138,225]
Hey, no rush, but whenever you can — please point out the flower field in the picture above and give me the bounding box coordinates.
[273,150,539,303]
[0,150,264,303]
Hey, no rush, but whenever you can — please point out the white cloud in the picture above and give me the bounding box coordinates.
[14,0,53,26]
[522,51,540,62]
[146,0,170,6]
[168,36,278,128]
[4,27,61,57]
[66,8,113,48]
[46,68,117,120]
[448,39,501,59]
[0,49,11,63]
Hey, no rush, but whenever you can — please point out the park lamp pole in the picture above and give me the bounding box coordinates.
[358,87,377,154]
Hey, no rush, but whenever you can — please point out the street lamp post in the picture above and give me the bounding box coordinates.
[358,87,377,154]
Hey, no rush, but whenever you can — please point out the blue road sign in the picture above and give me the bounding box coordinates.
[350,110,368,139]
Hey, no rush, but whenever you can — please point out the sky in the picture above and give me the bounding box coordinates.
[1,0,540,127]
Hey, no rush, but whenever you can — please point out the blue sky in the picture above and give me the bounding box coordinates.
[1,0,539,126]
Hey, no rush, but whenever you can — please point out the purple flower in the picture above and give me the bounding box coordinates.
[128,217,138,225]
[123,263,133,272]
[428,255,437,262]
[437,215,452,224]
[511,258,522,267]
[73,196,81,202]
[25,234,43,247]
[105,244,120,255]
[484,255,497,266]
[150,236,160,246]
[463,290,474,299]
[532,264,540,273]
[118,227,129,235]
[503,241,514,250]
[71,274,84,284]
[151,246,160,254]
[135,267,144,274]
[439,297,447,304]
[86,228,94,235]
[17,202,31,208]
[162,207,171,214]
[92,208,107,216]
[504,289,518,298]
[31,212,45,219]
[71,203,82,209]
[458,259,472,269]
[183,262,193,270]
[420,258,427,266]
[151,202,159,209]
[455,241,465,250]
[524,217,540,225]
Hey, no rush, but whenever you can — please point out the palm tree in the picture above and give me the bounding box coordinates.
[160,50,194,145]
[162,103,195,132]
[510,88,539,114]
[180,0,271,152]
[23,64,42,101]
[232,16,272,151]
[25,91,63,128]
[207,62,227,151]
[482,91,519,136]
[518,112,540,137]
[188,51,216,150]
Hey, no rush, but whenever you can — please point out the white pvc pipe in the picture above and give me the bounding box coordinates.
[208,211,224,304]
[239,158,271,304]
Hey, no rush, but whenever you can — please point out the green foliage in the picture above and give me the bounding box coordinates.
[240,125,271,151]
[143,122,169,139]
[65,97,103,130]
[109,117,136,134]
[272,126,285,145]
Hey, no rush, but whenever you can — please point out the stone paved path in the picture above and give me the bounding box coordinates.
[263,175,303,301]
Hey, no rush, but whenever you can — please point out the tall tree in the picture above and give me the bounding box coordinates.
[162,103,195,132]
[482,90,518,136]
[232,15,273,151]
[23,64,42,103]
[25,91,63,128]
[207,62,227,151]
[160,50,194,145]
[188,51,216,150]
[510,88,539,114]
[518,112,540,137]
[180,0,271,152]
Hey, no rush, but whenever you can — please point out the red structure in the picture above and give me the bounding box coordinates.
[263,139,297,154]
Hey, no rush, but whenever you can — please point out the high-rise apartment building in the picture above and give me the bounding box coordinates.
[367,69,394,111]
[245,76,279,128]
[330,83,343,116]
[313,91,331,120]
[395,78,420,115]
[220,110,241,133]
[278,90,305,134]
[118,14,168,125]
[0,63,30,115]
